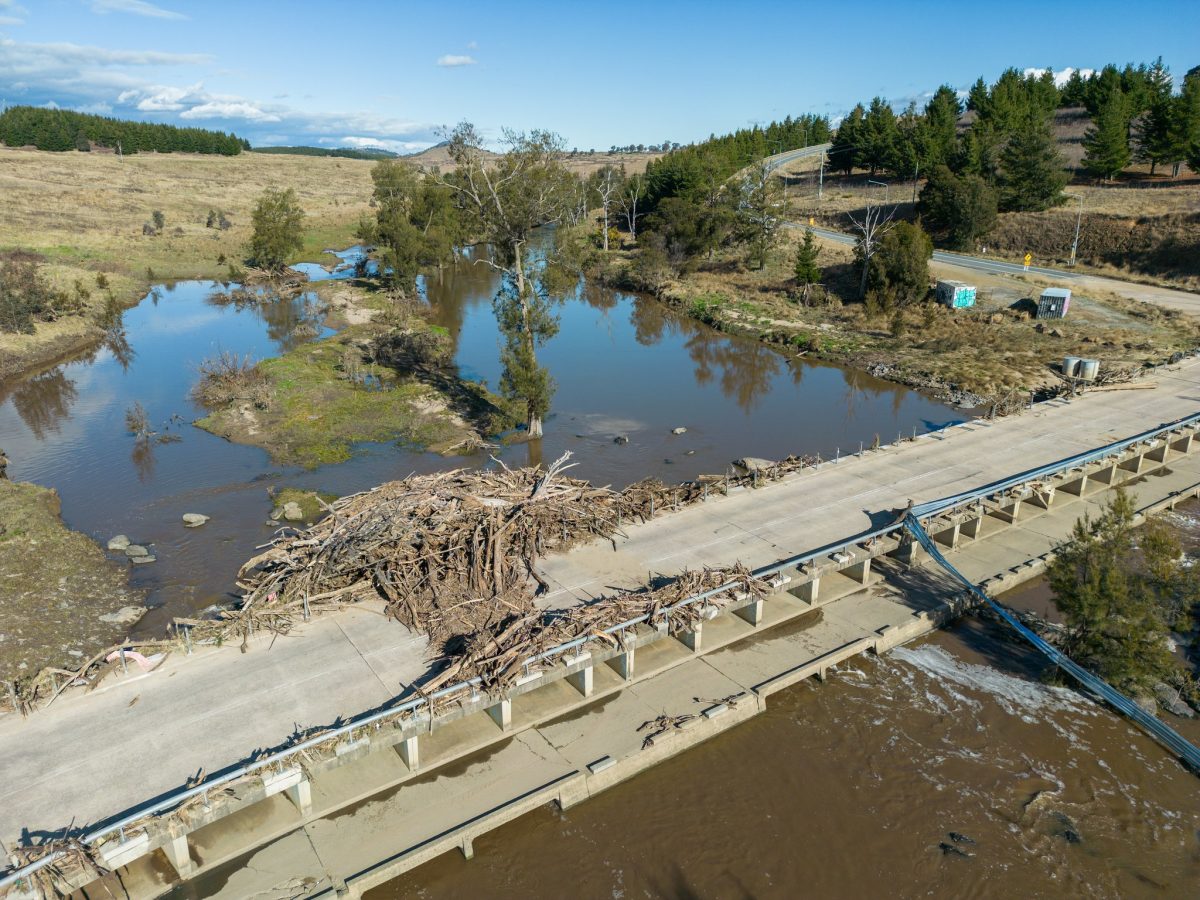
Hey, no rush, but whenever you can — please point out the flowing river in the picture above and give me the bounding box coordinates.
[5,246,1196,897]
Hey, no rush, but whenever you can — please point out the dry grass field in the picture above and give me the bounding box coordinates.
[0,147,378,377]
[407,143,660,176]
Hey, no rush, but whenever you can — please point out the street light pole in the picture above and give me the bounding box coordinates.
[1068,194,1083,267]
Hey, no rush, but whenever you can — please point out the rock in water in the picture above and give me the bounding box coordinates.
[1153,682,1196,718]
[124,544,149,557]
[100,606,147,626]
[671,427,687,435]
[282,502,305,522]
[182,513,210,528]
[731,457,774,475]
[108,535,131,551]
[130,554,156,565]
[613,435,629,445]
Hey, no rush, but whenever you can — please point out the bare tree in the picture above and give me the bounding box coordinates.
[620,173,645,238]
[846,203,897,298]
[590,164,624,251]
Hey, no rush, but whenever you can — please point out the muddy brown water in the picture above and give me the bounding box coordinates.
[0,245,958,634]
[364,621,1200,900]
[363,504,1200,900]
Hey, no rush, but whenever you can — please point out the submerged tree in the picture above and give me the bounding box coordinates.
[1047,488,1181,693]
[437,123,575,438]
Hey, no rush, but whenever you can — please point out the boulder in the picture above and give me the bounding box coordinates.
[613,435,629,445]
[1133,694,1157,716]
[100,606,147,627]
[182,513,210,528]
[671,427,687,435]
[130,554,156,565]
[270,507,285,520]
[1153,682,1196,718]
[124,544,148,557]
[282,502,305,522]
[731,457,774,475]
[107,535,131,551]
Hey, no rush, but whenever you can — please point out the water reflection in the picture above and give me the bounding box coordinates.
[1,369,78,439]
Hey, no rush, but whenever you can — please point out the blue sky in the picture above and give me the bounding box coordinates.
[1,0,1198,152]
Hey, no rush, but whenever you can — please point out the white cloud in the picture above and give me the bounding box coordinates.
[89,0,186,20]
[180,100,279,122]
[336,135,436,154]
[119,81,204,110]
[436,54,476,68]
[0,16,25,25]
[1023,66,1095,88]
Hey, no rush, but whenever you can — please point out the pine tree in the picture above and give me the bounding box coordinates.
[792,228,821,304]
[861,97,897,175]
[828,104,864,175]
[923,85,962,168]
[1083,88,1132,180]
[999,111,1068,211]
[966,77,989,114]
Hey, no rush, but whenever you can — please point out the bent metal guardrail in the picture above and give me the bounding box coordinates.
[4,401,1200,891]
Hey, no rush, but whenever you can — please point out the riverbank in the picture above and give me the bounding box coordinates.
[194,281,515,467]
[600,228,1200,405]
[0,474,145,683]
[0,147,373,381]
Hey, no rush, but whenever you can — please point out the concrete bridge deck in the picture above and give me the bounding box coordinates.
[3,357,1200,894]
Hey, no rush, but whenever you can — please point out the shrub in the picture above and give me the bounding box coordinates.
[152,210,165,232]
[191,351,271,409]
[0,254,65,333]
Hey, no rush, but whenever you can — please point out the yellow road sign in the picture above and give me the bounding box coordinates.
[809,217,814,226]
[1024,253,1032,265]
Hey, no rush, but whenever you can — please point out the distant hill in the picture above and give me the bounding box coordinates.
[251,145,399,160]
[0,105,248,155]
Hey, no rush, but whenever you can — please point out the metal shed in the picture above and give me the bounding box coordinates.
[1037,288,1071,319]
[935,280,976,309]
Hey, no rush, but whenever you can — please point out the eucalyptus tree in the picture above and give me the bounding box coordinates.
[438,123,575,438]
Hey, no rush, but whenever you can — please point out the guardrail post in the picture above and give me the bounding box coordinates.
[399,734,419,772]
[487,698,512,731]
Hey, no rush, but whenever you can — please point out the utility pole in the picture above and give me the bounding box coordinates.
[911,162,919,204]
[818,150,824,201]
[1068,193,1083,267]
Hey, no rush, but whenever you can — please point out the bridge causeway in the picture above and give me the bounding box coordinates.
[4,357,1200,898]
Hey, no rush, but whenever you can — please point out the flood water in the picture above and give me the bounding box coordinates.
[368,622,1200,900]
[0,244,957,633]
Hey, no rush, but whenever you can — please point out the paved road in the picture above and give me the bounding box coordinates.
[5,359,1200,851]
[762,142,830,173]
[802,224,1082,281]
[801,223,1200,315]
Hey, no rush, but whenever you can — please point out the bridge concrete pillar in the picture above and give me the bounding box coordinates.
[933,523,959,550]
[679,624,702,652]
[734,599,764,626]
[460,836,475,860]
[487,698,513,731]
[1120,452,1146,474]
[163,833,194,878]
[961,516,983,540]
[567,661,594,698]
[1095,462,1120,485]
[285,779,313,816]
[815,666,828,682]
[844,558,872,584]
[895,537,927,566]
[995,498,1021,523]
[795,577,820,605]
[1172,432,1194,455]
[609,646,635,680]
[1029,487,1055,510]
[399,734,420,771]
[1147,442,1170,463]
[1060,474,1088,496]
